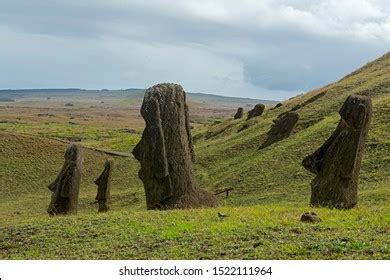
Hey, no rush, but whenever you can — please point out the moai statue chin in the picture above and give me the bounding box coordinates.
[302,95,372,209]
[133,83,217,210]
[47,143,82,216]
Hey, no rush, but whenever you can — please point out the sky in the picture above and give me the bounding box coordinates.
[0,0,389,100]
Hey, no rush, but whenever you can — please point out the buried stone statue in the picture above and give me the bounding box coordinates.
[94,159,113,212]
[133,83,216,210]
[233,107,244,119]
[247,104,265,120]
[302,95,372,209]
[47,143,83,216]
[259,111,299,149]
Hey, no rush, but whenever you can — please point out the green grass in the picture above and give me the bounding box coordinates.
[0,205,388,259]
[0,122,141,152]
[1,53,390,259]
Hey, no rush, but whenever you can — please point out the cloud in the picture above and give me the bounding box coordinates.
[0,0,389,99]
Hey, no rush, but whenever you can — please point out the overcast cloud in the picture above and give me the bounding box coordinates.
[0,0,389,100]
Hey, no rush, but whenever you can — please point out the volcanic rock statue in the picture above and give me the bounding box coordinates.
[247,104,265,120]
[271,103,283,110]
[47,143,82,216]
[234,107,244,119]
[302,95,372,209]
[259,111,299,149]
[133,83,217,210]
[94,159,113,212]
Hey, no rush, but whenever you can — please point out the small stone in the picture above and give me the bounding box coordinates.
[300,212,321,223]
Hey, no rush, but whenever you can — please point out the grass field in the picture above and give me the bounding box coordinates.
[0,53,390,259]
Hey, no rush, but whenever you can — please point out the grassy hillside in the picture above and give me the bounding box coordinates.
[1,53,390,259]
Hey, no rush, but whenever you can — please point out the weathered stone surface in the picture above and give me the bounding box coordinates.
[94,159,113,213]
[247,104,265,120]
[47,144,82,216]
[234,107,244,119]
[259,111,299,149]
[133,83,216,210]
[300,212,321,223]
[302,95,372,209]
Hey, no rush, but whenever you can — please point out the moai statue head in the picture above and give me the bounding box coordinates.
[302,95,372,209]
[133,83,216,210]
[259,111,299,149]
[47,143,82,216]
[247,104,265,120]
[234,107,244,119]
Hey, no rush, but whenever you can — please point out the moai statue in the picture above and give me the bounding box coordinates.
[259,111,299,149]
[302,95,372,209]
[94,159,113,212]
[234,107,244,119]
[47,143,82,216]
[133,83,217,210]
[270,103,283,110]
[247,104,265,120]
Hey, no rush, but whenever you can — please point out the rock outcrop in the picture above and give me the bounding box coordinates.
[259,111,299,149]
[302,95,372,209]
[47,144,82,216]
[133,83,216,210]
[247,104,265,120]
[234,107,244,119]
[94,159,113,212]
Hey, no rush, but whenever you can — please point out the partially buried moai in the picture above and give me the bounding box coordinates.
[247,104,265,120]
[234,107,244,119]
[259,111,299,149]
[47,143,82,216]
[94,159,113,212]
[133,83,217,210]
[302,95,372,209]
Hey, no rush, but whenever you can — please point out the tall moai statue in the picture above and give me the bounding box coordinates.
[302,95,372,209]
[247,104,265,120]
[234,107,244,119]
[47,143,82,216]
[94,159,113,212]
[133,83,217,210]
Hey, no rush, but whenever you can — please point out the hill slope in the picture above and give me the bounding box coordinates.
[193,52,390,207]
[1,53,390,259]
